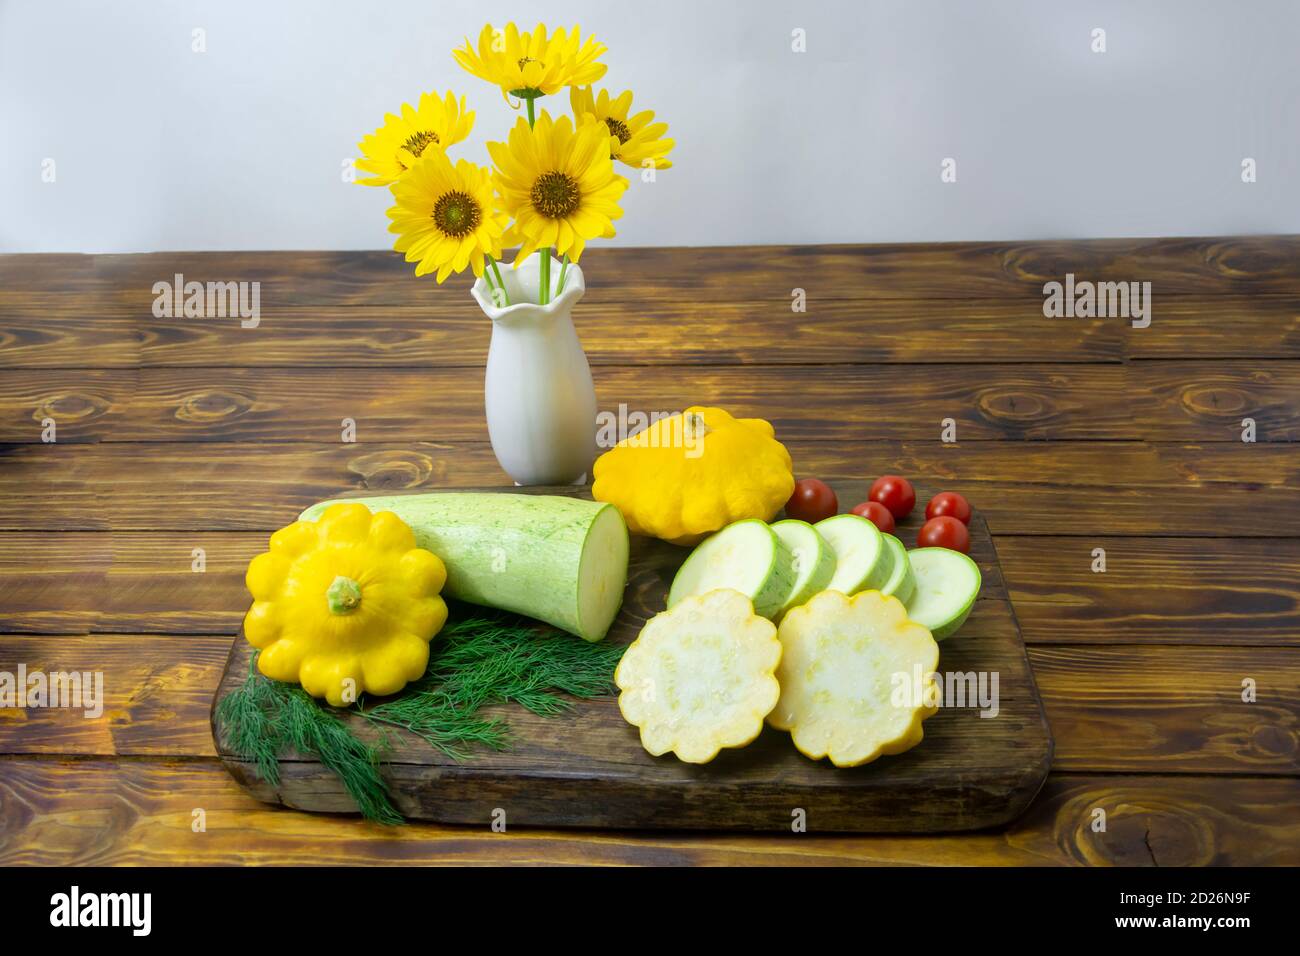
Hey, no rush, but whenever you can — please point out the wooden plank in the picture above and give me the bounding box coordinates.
[0,635,226,756]
[6,239,1300,307]
[1130,296,1300,358]
[5,294,1296,369]
[6,363,1299,444]
[5,532,1297,647]
[0,307,139,368]
[1028,646,1300,774]
[0,368,131,442]
[0,299,1125,368]
[1000,537,1300,646]
[0,758,1292,864]
[0,532,257,634]
[6,294,1300,371]
[210,485,1051,833]
[1,365,1150,443]
[5,635,1295,780]
[0,441,1293,535]
[1137,361,1300,441]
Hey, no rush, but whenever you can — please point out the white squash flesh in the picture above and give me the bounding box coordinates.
[770,589,939,767]
[299,493,628,642]
[615,589,782,764]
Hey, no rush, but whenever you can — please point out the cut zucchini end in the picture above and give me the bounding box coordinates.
[904,547,982,642]
[575,504,631,641]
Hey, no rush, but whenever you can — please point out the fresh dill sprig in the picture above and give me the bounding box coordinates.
[216,603,626,824]
[216,655,401,824]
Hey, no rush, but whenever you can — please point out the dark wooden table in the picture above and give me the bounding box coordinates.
[1,239,1297,865]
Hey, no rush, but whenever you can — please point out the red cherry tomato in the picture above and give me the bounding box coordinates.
[850,500,895,534]
[785,478,838,524]
[925,491,972,525]
[917,516,970,554]
[869,475,916,520]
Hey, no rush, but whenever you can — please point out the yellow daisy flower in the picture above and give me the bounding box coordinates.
[488,111,628,264]
[571,87,674,170]
[386,150,510,282]
[454,22,607,99]
[356,91,474,187]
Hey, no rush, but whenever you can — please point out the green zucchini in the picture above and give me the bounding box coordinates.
[299,493,629,642]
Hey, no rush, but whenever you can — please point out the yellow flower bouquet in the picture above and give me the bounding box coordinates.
[355,21,674,304]
[353,22,675,487]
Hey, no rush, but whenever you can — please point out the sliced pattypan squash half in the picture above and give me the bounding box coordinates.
[591,405,795,545]
[243,502,449,706]
[770,589,940,768]
[615,588,782,764]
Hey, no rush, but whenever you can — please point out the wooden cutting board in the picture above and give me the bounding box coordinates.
[211,481,1052,832]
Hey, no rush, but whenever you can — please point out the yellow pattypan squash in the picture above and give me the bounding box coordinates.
[243,502,448,706]
[591,405,795,545]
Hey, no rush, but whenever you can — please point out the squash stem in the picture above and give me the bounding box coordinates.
[326,575,362,614]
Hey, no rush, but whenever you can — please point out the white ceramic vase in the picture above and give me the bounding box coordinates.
[470,255,597,486]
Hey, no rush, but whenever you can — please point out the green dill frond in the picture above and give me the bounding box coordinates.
[215,602,626,825]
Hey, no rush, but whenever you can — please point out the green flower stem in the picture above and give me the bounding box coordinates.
[556,255,570,295]
[523,95,545,305]
[486,255,510,307]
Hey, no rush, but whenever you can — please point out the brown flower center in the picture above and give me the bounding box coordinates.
[530,171,581,219]
[432,190,481,238]
[604,117,632,144]
[400,129,440,164]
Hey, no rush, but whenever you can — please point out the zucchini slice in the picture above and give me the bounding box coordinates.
[879,534,916,605]
[770,519,836,619]
[814,513,894,595]
[668,519,795,619]
[904,547,982,640]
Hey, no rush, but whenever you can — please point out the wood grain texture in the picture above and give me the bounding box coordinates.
[1029,646,1300,774]
[2,238,1298,864]
[0,758,1293,865]
[6,239,1300,307]
[0,635,225,756]
[210,484,1051,833]
[4,295,1297,369]
[6,363,1298,443]
[1,299,1127,368]
[1000,537,1300,646]
[6,635,1295,779]
[1,441,1293,535]
[0,532,256,634]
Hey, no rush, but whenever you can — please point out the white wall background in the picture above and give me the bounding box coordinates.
[3,0,1298,253]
